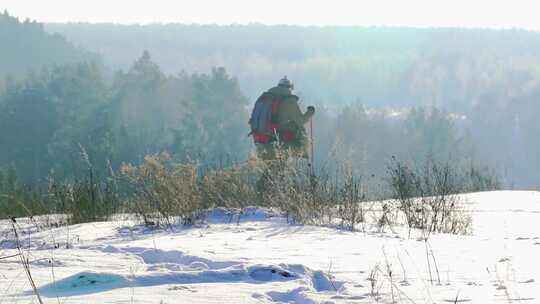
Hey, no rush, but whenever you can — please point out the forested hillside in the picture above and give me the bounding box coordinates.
[0,47,481,184]
[0,52,249,182]
[45,23,540,109]
[44,24,425,105]
[0,16,538,187]
[0,12,98,84]
[43,23,540,187]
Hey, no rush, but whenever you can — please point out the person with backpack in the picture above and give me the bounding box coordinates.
[249,76,315,161]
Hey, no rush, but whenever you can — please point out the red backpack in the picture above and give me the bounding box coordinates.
[249,93,283,143]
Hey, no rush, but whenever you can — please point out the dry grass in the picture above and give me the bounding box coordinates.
[1,151,498,235]
[386,156,473,236]
[120,153,203,227]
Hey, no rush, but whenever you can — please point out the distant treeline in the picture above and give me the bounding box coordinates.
[0,50,496,189]
[0,11,98,82]
[45,22,540,110]
[0,52,249,182]
[43,23,540,187]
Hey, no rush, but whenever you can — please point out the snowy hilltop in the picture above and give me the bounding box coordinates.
[1,191,539,303]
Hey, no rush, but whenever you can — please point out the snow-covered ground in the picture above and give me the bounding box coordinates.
[1,191,539,303]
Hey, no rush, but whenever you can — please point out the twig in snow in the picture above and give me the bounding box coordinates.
[454,290,461,304]
[404,249,434,303]
[425,239,434,285]
[10,219,43,304]
[326,260,338,292]
[0,253,21,260]
[427,240,441,285]
[396,249,408,284]
[382,247,396,304]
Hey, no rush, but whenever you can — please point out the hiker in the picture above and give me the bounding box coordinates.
[249,76,315,161]
[249,76,315,194]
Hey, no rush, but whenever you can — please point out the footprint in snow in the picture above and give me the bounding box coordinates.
[38,272,129,297]
[249,266,295,281]
[38,265,299,297]
[168,285,197,292]
[331,294,367,301]
[265,287,318,304]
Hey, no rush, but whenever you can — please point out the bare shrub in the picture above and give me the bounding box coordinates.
[375,201,399,233]
[263,158,318,224]
[420,159,472,235]
[386,157,426,232]
[48,168,119,224]
[387,156,472,236]
[120,153,203,227]
[0,166,47,219]
[199,160,259,210]
[258,156,372,229]
[464,164,501,192]
[260,153,335,225]
[336,168,367,231]
[0,164,117,224]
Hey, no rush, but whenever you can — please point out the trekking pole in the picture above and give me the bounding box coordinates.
[310,118,315,175]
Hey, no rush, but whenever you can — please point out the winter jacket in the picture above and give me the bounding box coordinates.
[255,86,314,159]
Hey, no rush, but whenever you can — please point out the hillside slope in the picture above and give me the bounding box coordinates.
[0,12,98,81]
[1,191,539,303]
[45,23,540,110]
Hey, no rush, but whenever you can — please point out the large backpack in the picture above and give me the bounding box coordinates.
[249,93,283,143]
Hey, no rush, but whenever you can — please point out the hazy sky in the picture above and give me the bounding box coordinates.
[2,0,540,30]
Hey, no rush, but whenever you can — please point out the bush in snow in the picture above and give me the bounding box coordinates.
[259,155,369,230]
[120,152,204,227]
[260,156,328,225]
[336,167,368,231]
[464,164,501,192]
[250,150,340,225]
[0,165,51,219]
[0,159,118,224]
[386,156,473,236]
[48,167,118,224]
[199,161,259,210]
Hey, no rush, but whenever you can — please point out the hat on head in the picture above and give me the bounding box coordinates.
[278,76,294,90]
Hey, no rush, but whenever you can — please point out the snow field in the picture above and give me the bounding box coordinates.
[0,191,539,303]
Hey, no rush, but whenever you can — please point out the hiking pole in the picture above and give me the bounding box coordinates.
[310,118,315,175]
